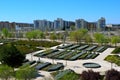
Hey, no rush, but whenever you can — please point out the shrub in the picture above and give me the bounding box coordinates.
[105,69,120,80]
[105,55,120,66]
[0,43,25,68]
[112,47,120,54]
[81,70,100,80]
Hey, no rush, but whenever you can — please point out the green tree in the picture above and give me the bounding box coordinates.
[0,43,25,68]
[70,26,76,31]
[70,31,80,44]
[57,33,64,40]
[26,31,34,40]
[49,33,57,41]
[0,65,13,80]
[70,29,88,44]
[93,33,106,45]
[111,36,120,47]
[26,30,45,40]
[84,34,93,44]
[1,28,9,39]
[35,30,45,39]
[15,65,37,80]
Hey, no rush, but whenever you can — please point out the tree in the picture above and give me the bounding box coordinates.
[70,29,88,44]
[70,26,76,31]
[1,28,9,39]
[0,65,13,80]
[49,33,57,41]
[0,43,25,68]
[93,33,106,45]
[35,30,45,39]
[26,30,45,40]
[70,31,80,44]
[81,70,100,80]
[105,69,120,80]
[26,31,34,40]
[84,34,93,44]
[15,65,37,80]
[111,36,120,47]
[57,33,64,40]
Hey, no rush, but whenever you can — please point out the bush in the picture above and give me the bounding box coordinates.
[53,70,79,80]
[105,55,120,66]
[0,43,25,68]
[81,70,100,80]
[105,69,120,80]
[16,45,40,54]
[112,47,120,54]
[13,40,60,48]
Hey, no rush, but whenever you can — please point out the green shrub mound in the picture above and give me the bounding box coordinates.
[13,40,60,48]
[112,47,120,54]
[54,69,79,80]
[105,55,120,66]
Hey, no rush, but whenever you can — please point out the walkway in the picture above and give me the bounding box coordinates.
[26,46,120,80]
[95,48,115,60]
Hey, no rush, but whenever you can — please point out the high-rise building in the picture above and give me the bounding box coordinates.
[34,20,54,31]
[75,19,87,29]
[15,23,34,31]
[53,18,71,31]
[87,22,97,31]
[0,21,16,31]
[54,18,64,30]
[97,17,106,31]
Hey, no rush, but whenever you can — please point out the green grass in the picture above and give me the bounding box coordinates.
[112,47,120,54]
[105,55,120,66]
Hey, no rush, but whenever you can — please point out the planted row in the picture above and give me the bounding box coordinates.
[48,63,64,71]
[77,45,89,50]
[85,46,97,51]
[70,51,86,60]
[35,62,51,70]
[57,44,73,49]
[95,46,107,52]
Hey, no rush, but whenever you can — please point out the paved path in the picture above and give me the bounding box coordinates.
[95,48,115,60]
[26,46,120,80]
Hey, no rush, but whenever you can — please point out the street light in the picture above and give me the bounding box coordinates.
[52,59,54,64]
[111,62,113,69]
[66,60,67,66]
[31,53,33,61]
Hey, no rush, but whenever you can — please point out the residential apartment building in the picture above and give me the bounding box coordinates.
[0,21,16,31]
[97,17,106,31]
[0,17,106,32]
[87,22,97,31]
[75,19,87,29]
[15,23,34,31]
[54,18,66,30]
[34,18,71,31]
[75,17,106,31]
[34,20,54,31]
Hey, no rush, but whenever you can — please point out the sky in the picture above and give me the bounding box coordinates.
[0,0,120,24]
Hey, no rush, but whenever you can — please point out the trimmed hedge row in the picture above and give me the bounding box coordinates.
[13,40,61,48]
[48,63,64,71]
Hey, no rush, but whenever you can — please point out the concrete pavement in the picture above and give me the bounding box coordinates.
[26,46,120,80]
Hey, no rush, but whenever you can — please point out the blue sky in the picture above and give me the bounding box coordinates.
[0,0,120,24]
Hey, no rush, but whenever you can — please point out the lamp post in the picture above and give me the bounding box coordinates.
[31,53,33,61]
[66,60,67,66]
[52,59,54,64]
[111,62,113,69]
[38,57,40,63]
